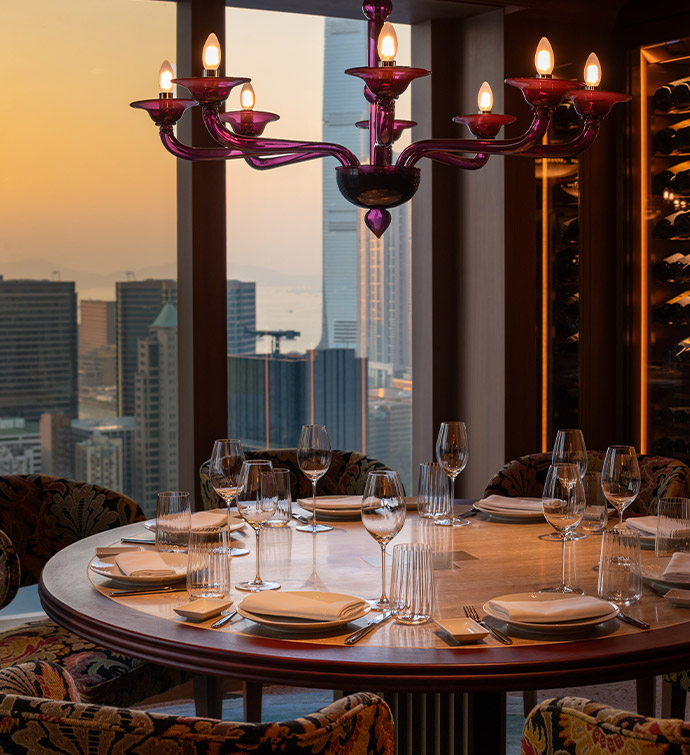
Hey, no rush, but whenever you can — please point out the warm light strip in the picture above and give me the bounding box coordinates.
[639,50,648,453]
[541,155,550,452]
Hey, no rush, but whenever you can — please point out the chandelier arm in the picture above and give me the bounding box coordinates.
[396,109,551,168]
[244,152,335,170]
[422,152,490,170]
[509,117,601,157]
[159,128,249,160]
[202,106,359,167]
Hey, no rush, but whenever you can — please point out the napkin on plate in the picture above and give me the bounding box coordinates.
[487,595,612,623]
[297,496,361,510]
[662,552,690,582]
[190,510,229,529]
[625,516,657,536]
[240,592,368,621]
[477,495,544,512]
[114,551,186,577]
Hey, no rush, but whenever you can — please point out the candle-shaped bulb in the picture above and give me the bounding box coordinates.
[240,83,255,111]
[535,37,554,76]
[477,81,493,113]
[377,22,398,64]
[584,52,601,88]
[158,60,174,94]
[203,33,221,71]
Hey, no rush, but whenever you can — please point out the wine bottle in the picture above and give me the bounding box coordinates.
[653,77,690,112]
[653,252,685,280]
[656,436,690,456]
[672,338,690,361]
[561,216,579,244]
[674,82,690,110]
[671,254,690,280]
[655,291,690,324]
[652,160,690,194]
[654,210,690,239]
[654,119,690,155]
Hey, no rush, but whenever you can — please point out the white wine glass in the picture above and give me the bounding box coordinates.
[435,421,471,527]
[296,424,333,534]
[544,429,588,542]
[235,460,280,592]
[541,463,585,593]
[209,439,249,557]
[361,470,407,611]
[601,445,641,528]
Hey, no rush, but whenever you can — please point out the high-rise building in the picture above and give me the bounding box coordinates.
[74,435,123,492]
[71,417,135,497]
[227,280,256,355]
[134,302,178,516]
[0,418,41,474]
[116,279,176,417]
[40,413,73,478]
[0,277,78,422]
[80,300,116,356]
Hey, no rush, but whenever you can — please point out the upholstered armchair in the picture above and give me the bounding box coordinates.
[0,661,395,755]
[0,474,187,706]
[522,696,690,754]
[200,448,394,509]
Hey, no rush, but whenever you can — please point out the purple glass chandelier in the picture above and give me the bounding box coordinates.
[131,1,630,237]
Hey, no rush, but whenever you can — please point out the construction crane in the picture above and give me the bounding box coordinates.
[246,328,301,356]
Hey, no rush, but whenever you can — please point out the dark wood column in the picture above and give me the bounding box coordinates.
[176,0,228,508]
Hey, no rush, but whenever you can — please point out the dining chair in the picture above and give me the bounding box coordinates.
[0,474,188,707]
[522,695,690,754]
[0,660,395,755]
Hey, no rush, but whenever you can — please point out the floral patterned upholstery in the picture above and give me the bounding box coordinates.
[200,448,394,509]
[484,451,690,516]
[0,475,188,707]
[522,696,690,754]
[0,661,395,755]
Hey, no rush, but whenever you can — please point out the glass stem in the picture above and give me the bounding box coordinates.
[561,534,567,588]
[254,528,262,584]
[450,475,457,523]
[380,543,388,603]
[619,509,623,528]
[312,479,318,531]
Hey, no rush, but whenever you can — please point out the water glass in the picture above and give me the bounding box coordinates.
[156,491,191,553]
[417,462,449,519]
[390,543,434,625]
[264,468,292,527]
[597,529,642,606]
[656,497,690,557]
[580,472,608,533]
[186,528,230,598]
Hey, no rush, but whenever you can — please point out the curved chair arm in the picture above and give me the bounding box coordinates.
[0,527,20,610]
[0,661,80,702]
[522,696,690,754]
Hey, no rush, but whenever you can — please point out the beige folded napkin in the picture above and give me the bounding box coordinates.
[488,595,612,623]
[240,592,368,621]
[191,510,228,529]
[297,496,361,510]
[478,495,544,512]
[662,552,690,582]
[625,516,657,536]
[114,551,187,577]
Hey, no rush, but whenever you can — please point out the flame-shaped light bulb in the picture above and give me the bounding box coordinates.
[158,60,174,97]
[203,33,221,72]
[535,37,554,77]
[377,22,398,65]
[584,52,601,88]
[478,81,493,113]
[240,83,255,111]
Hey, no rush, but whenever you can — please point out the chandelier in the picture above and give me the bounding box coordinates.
[131,1,630,237]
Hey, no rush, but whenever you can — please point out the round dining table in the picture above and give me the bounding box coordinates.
[39,505,690,755]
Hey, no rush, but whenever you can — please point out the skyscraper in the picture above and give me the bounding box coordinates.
[116,279,176,417]
[74,435,123,492]
[0,277,77,422]
[40,413,73,478]
[71,417,135,497]
[80,300,116,356]
[227,280,256,355]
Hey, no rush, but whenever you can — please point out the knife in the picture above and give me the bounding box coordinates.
[474,618,513,645]
[344,612,393,645]
[617,612,650,629]
[109,586,188,597]
[121,537,156,545]
[211,610,238,628]
[292,513,311,524]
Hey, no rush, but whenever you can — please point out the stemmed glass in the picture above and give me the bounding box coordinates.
[235,460,280,592]
[209,439,249,557]
[541,463,585,593]
[361,470,407,611]
[296,424,333,534]
[601,445,641,528]
[543,429,588,542]
[435,421,471,527]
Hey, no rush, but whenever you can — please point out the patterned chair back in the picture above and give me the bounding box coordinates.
[483,451,690,516]
[0,475,144,589]
[200,448,394,509]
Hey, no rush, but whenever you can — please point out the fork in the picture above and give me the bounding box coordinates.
[463,605,513,645]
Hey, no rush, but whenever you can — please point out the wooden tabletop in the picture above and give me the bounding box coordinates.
[39,510,690,693]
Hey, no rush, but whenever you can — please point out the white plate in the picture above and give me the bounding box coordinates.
[642,557,690,589]
[436,618,489,643]
[482,592,618,633]
[144,510,245,533]
[237,591,370,632]
[174,597,233,621]
[473,502,545,522]
[297,496,417,519]
[664,588,690,608]
[89,552,187,586]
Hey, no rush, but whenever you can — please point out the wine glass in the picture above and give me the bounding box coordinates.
[601,445,641,528]
[543,429,588,542]
[435,421,471,527]
[235,460,280,592]
[541,463,585,593]
[296,424,333,534]
[361,470,407,611]
[209,439,249,557]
